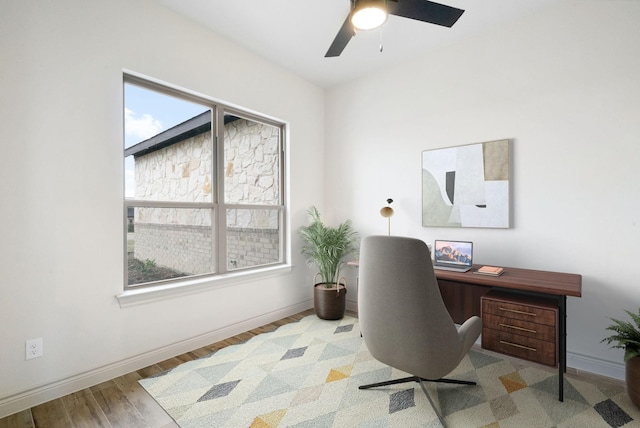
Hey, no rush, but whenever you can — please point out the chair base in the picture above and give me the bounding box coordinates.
[358,375,476,390]
[359,376,476,427]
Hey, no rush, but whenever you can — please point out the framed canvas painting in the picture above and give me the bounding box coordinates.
[422,139,510,228]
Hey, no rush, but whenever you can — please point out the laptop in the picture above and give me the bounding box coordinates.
[432,240,473,272]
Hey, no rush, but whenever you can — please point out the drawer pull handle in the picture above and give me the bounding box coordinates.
[499,307,536,316]
[500,340,537,352]
[500,323,537,334]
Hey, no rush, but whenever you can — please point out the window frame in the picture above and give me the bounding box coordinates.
[121,73,288,300]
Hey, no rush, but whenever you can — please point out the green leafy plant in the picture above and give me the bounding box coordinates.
[602,308,640,362]
[299,206,358,288]
[142,258,157,273]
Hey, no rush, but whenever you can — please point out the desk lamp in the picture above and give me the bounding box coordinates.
[380,198,394,236]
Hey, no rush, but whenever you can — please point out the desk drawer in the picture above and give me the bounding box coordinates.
[482,328,556,366]
[483,313,556,342]
[482,295,556,326]
[481,290,558,367]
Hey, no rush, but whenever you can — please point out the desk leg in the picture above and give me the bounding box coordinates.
[558,295,567,402]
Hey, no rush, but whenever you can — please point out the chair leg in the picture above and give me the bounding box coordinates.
[418,377,446,427]
[359,376,476,390]
[425,377,476,386]
[359,376,419,390]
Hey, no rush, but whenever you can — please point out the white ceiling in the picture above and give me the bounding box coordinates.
[156,0,555,88]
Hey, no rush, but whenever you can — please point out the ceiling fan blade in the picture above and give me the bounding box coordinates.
[388,0,464,28]
[325,15,355,57]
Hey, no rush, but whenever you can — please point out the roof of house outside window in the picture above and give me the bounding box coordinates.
[125,112,239,158]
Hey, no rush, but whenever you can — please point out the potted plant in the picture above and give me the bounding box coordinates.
[602,307,640,408]
[299,206,358,320]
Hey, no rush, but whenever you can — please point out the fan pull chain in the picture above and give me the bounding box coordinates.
[379,27,384,52]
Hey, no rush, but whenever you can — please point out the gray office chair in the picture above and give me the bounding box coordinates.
[358,235,482,427]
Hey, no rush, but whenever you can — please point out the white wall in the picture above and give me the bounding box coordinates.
[0,0,324,416]
[326,1,640,378]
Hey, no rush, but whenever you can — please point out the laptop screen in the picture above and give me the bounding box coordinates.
[433,240,473,268]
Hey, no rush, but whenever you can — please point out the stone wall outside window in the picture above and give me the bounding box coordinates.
[131,118,280,275]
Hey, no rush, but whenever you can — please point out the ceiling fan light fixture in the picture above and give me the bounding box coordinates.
[351,0,388,31]
[326,0,464,58]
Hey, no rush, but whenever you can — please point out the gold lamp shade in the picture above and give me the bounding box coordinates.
[380,206,394,218]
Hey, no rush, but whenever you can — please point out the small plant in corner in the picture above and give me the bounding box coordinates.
[299,206,358,288]
[602,307,640,409]
[602,308,640,361]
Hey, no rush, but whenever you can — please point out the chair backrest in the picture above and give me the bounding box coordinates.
[358,235,464,379]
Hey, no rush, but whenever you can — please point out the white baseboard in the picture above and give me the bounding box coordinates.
[0,301,313,419]
[567,351,625,381]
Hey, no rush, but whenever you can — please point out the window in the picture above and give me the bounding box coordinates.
[124,75,286,290]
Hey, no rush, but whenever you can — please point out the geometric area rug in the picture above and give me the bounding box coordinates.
[139,315,640,427]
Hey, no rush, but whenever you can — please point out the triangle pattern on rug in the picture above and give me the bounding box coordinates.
[247,338,294,359]
[245,374,295,404]
[250,409,287,428]
[488,393,519,420]
[334,324,354,334]
[290,384,324,407]
[318,342,356,361]
[528,382,591,426]
[389,388,415,414]
[437,383,486,417]
[154,370,212,399]
[281,346,307,360]
[194,360,242,385]
[499,371,527,394]
[290,412,336,427]
[197,379,240,402]
[326,364,353,383]
[468,350,504,370]
[594,398,634,427]
[529,373,590,406]
[268,334,304,350]
[270,363,316,389]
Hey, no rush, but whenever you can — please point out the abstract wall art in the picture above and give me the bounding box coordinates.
[422,139,510,228]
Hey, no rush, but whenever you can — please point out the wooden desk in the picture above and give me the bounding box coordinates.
[435,264,582,402]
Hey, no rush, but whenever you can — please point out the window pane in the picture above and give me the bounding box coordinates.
[227,208,281,270]
[124,84,212,202]
[123,75,287,290]
[128,207,215,285]
[224,114,280,205]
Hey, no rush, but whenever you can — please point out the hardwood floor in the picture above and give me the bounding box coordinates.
[0,308,625,427]
[0,310,315,428]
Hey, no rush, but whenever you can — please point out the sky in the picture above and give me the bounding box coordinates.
[124,83,209,197]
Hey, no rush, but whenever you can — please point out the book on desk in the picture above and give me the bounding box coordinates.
[473,265,504,276]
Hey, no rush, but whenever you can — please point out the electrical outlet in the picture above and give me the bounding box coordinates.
[26,338,43,360]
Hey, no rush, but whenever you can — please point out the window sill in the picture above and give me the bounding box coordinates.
[116,264,293,308]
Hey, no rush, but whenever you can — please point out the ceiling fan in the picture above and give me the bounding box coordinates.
[325,0,465,57]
